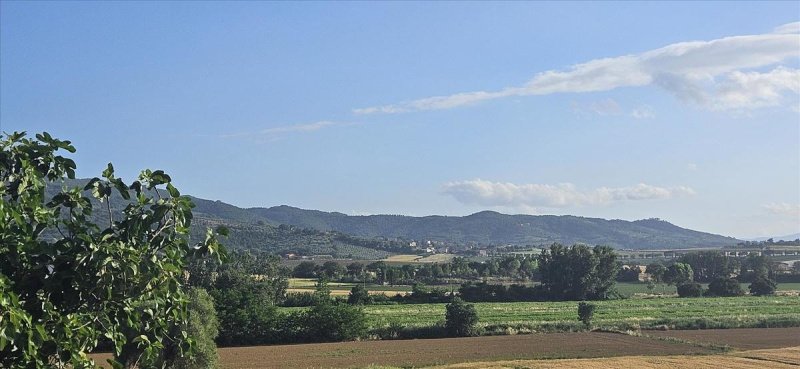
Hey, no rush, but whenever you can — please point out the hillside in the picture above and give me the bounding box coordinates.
[246,206,740,249]
[44,179,740,253]
[43,180,410,259]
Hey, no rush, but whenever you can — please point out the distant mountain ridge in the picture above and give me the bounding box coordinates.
[191,200,740,250]
[43,179,740,252]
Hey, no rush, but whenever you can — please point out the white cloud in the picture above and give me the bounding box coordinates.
[763,202,800,217]
[221,121,347,141]
[355,23,800,114]
[442,179,695,210]
[713,67,800,110]
[571,98,623,117]
[774,22,800,34]
[630,105,655,119]
[686,163,698,171]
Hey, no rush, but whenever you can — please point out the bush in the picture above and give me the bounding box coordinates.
[168,288,219,369]
[749,277,777,296]
[445,297,480,337]
[301,302,368,342]
[348,285,371,305]
[577,302,596,326]
[676,282,704,298]
[705,277,744,297]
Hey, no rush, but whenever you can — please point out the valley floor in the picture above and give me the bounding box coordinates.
[211,327,799,369]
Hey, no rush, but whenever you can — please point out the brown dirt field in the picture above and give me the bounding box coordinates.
[430,347,800,369]
[214,332,715,369]
[647,327,800,350]
[732,346,800,366]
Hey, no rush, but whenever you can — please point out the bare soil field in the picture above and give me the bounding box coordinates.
[215,332,715,369]
[647,327,800,350]
[429,346,800,369]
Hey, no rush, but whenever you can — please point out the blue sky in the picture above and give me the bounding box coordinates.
[2,2,799,238]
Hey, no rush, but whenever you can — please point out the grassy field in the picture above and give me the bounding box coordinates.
[615,282,800,297]
[276,296,800,331]
[382,254,458,264]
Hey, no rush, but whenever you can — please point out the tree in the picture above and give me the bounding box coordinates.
[749,276,777,296]
[537,244,618,300]
[347,284,371,305]
[577,302,596,326]
[0,132,225,368]
[646,263,666,285]
[301,302,368,342]
[445,297,479,337]
[167,288,220,369]
[678,251,733,282]
[663,263,694,286]
[676,282,704,298]
[705,277,744,297]
[292,261,317,278]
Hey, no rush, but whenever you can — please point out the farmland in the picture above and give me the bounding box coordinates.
[278,296,800,331]
[90,327,798,368]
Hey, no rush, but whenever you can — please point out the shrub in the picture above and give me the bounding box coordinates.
[168,288,220,369]
[445,297,480,337]
[302,302,368,342]
[348,285,371,305]
[577,302,596,326]
[676,282,704,298]
[749,277,777,296]
[705,277,744,297]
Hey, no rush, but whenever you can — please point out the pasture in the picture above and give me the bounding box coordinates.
[275,296,800,331]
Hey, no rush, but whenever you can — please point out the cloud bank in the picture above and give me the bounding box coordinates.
[763,202,800,217]
[355,23,800,114]
[442,179,695,210]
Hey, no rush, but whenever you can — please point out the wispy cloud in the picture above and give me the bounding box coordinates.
[763,202,800,217]
[355,23,800,114]
[442,179,695,210]
[221,121,348,141]
[572,99,656,119]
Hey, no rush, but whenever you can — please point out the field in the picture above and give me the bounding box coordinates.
[383,254,458,264]
[275,296,800,331]
[287,278,412,296]
[426,346,800,369]
[170,328,799,368]
[615,282,800,297]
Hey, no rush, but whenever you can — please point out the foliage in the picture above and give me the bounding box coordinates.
[676,282,704,298]
[300,301,369,342]
[663,263,694,285]
[167,288,219,369]
[748,277,777,296]
[577,302,596,326]
[348,284,371,305]
[537,244,618,300]
[705,277,744,297]
[678,252,735,282]
[190,251,288,347]
[0,132,224,368]
[445,297,480,337]
[645,263,666,284]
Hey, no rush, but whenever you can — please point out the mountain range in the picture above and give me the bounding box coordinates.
[188,197,740,251]
[44,179,741,257]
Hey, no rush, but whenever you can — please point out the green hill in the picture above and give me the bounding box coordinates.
[44,179,740,255]
[247,206,739,249]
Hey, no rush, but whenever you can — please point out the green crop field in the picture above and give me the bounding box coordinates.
[615,282,800,297]
[281,296,800,331]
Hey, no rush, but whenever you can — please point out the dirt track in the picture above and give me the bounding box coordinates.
[646,327,800,350]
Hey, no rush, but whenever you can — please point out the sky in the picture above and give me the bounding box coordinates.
[1,2,799,239]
